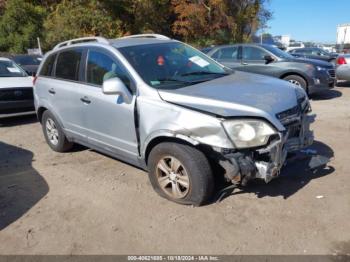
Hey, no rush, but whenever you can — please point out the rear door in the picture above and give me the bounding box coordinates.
[211,46,241,69]
[81,47,139,159]
[49,48,89,141]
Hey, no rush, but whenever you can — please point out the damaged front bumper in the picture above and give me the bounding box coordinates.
[218,112,316,185]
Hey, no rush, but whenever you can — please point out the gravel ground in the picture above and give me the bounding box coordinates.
[0,84,350,255]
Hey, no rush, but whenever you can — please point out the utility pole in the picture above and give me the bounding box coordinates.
[37,37,43,56]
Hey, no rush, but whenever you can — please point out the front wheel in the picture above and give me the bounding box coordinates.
[283,75,308,93]
[148,142,214,206]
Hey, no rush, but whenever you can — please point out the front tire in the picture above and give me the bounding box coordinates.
[283,75,308,93]
[42,110,73,152]
[148,142,214,206]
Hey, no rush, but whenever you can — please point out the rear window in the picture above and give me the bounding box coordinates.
[40,54,56,77]
[55,49,83,81]
[0,60,27,77]
[13,56,41,66]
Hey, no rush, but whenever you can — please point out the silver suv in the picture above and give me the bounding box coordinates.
[34,34,314,206]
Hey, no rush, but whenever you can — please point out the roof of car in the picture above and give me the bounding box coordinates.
[209,43,276,50]
[109,37,175,49]
[0,57,11,61]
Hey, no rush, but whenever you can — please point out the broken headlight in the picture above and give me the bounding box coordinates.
[223,120,277,148]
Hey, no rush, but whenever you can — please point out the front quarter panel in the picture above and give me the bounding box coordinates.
[138,96,233,158]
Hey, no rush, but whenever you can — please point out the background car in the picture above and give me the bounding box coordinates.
[0,57,35,117]
[10,54,43,76]
[286,42,305,52]
[288,47,338,63]
[335,54,350,82]
[206,44,335,95]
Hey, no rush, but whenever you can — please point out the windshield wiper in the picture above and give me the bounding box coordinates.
[181,71,229,77]
[157,78,192,84]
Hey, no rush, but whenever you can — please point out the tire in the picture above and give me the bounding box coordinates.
[283,75,308,93]
[148,142,214,206]
[41,110,73,152]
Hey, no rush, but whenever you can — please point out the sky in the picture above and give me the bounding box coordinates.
[267,0,350,43]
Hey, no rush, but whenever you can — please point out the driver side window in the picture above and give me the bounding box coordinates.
[86,50,131,90]
[242,46,269,61]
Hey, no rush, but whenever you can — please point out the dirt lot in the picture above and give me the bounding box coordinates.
[1,84,350,255]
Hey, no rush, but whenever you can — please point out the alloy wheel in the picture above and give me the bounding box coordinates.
[156,156,190,199]
[46,118,59,146]
[288,79,302,86]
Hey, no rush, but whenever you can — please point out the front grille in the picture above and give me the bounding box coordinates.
[328,69,335,78]
[285,123,301,139]
[0,88,33,101]
[276,105,302,139]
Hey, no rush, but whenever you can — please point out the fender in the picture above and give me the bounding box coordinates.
[141,130,200,159]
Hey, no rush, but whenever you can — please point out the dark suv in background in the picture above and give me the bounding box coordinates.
[10,55,42,76]
[288,47,338,63]
[205,44,335,95]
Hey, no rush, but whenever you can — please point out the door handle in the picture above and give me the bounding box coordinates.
[48,88,56,94]
[80,96,91,104]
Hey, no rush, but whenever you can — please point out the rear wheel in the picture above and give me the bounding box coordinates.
[148,142,214,206]
[283,75,308,93]
[42,110,73,152]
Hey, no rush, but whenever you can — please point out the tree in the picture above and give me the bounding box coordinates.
[0,0,46,53]
[172,0,272,45]
[43,0,122,49]
[131,0,174,36]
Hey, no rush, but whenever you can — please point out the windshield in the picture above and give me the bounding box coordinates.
[315,48,330,55]
[263,45,294,59]
[13,56,41,66]
[0,60,27,77]
[118,42,229,89]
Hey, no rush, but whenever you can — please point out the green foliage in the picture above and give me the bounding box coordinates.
[0,0,46,53]
[43,0,122,50]
[0,0,272,53]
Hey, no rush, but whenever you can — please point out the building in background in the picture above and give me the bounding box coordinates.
[337,24,350,52]
[274,35,291,48]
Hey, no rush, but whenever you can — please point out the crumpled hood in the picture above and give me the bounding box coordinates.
[158,71,298,128]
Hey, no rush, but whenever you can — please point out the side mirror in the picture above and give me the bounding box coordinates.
[264,55,275,64]
[102,77,133,104]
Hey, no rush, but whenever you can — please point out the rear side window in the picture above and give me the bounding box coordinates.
[86,50,131,89]
[212,47,238,60]
[40,54,56,77]
[55,49,82,81]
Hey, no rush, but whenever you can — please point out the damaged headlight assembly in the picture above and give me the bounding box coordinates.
[223,120,277,148]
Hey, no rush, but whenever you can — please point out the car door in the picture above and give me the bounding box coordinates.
[81,47,139,159]
[237,46,278,77]
[211,46,241,69]
[47,48,89,141]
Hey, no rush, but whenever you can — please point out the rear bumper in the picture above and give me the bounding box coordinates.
[336,65,350,81]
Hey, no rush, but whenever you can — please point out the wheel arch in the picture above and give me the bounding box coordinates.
[280,72,309,87]
[37,106,48,123]
[143,135,201,165]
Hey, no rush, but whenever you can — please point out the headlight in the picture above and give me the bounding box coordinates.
[223,120,277,148]
[316,66,327,71]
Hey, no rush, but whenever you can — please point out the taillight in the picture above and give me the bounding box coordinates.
[33,76,38,85]
[337,56,347,65]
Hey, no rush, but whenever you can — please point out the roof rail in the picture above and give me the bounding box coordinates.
[120,34,170,40]
[53,37,109,50]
